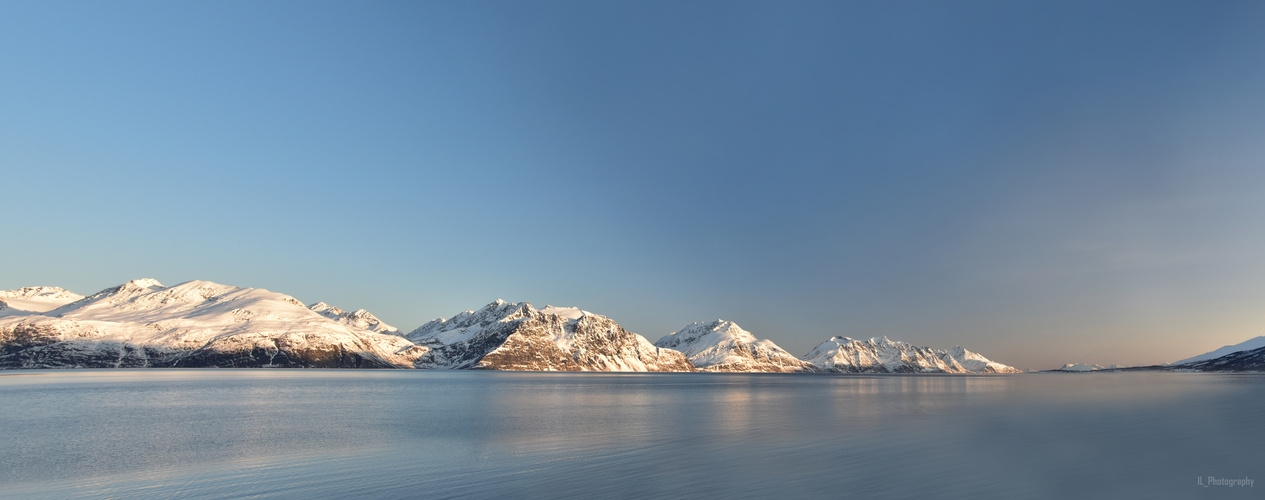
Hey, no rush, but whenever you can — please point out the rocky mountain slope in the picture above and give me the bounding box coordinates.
[803,336,1020,373]
[653,320,816,372]
[0,279,424,369]
[407,300,694,371]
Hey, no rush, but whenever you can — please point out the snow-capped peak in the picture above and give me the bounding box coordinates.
[349,310,396,334]
[99,278,167,297]
[123,278,165,291]
[659,320,757,346]
[309,302,346,317]
[654,319,814,372]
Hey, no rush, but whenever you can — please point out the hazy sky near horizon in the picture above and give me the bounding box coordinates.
[4,1,1265,369]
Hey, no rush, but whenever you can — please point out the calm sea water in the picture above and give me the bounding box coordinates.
[0,370,1260,499]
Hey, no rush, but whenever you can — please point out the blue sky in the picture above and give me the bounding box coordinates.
[4,0,1265,369]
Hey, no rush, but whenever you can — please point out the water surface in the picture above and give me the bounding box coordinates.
[1,370,1260,498]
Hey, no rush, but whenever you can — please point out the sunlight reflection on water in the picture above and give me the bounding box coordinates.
[1,370,1261,499]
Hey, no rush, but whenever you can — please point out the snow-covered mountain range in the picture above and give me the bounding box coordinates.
[802,336,1021,373]
[2,279,1030,372]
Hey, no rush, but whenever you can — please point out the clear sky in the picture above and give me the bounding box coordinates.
[4,0,1265,370]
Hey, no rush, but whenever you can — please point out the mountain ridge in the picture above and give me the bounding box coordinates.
[5,279,1036,373]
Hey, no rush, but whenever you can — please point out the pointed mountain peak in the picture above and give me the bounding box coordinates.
[346,309,386,325]
[671,319,755,342]
[326,306,397,334]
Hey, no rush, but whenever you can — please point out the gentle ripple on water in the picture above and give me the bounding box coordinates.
[0,370,1261,499]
